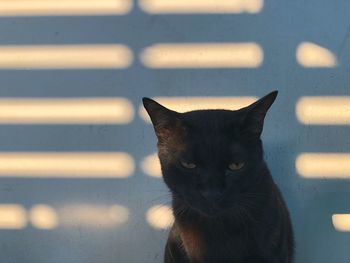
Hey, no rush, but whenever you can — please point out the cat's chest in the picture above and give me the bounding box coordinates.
[176,223,206,262]
[175,221,260,262]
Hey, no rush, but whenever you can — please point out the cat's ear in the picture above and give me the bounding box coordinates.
[241,91,278,136]
[142,98,185,142]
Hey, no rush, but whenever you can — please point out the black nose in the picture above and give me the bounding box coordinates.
[200,190,223,202]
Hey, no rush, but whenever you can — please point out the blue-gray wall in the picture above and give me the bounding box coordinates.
[0,0,349,262]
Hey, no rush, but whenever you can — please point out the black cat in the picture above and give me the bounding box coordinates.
[143,91,294,263]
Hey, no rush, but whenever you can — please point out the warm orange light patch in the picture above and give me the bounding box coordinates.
[296,97,350,125]
[146,205,174,229]
[0,152,134,178]
[296,42,337,68]
[0,204,27,229]
[139,0,263,14]
[60,204,129,227]
[0,0,132,16]
[30,205,58,229]
[296,153,350,178]
[141,153,162,178]
[332,214,350,232]
[0,98,134,124]
[0,45,132,69]
[141,43,263,68]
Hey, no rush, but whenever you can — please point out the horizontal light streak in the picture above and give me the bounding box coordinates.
[0,203,130,230]
[60,204,129,227]
[140,96,257,122]
[0,152,134,178]
[139,0,263,14]
[146,205,174,230]
[332,214,350,232]
[0,98,134,124]
[140,43,263,68]
[0,204,27,229]
[0,0,132,16]
[0,45,132,69]
[296,153,350,178]
[29,205,58,230]
[141,153,161,177]
[296,42,337,68]
[296,97,350,125]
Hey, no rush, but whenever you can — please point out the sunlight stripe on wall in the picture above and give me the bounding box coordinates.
[60,204,129,227]
[332,214,350,232]
[146,205,174,230]
[0,0,132,16]
[296,153,350,178]
[141,153,161,178]
[140,96,257,122]
[296,97,350,125]
[0,204,27,229]
[29,205,58,230]
[296,42,337,68]
[0,152,134,178]
[140,43,263,68]
[0,45,132,69]
[0,203,129,230]
[0,98,134,124]
[139,0,263,14]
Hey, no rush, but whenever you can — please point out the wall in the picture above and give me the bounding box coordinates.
[0,0,349,262]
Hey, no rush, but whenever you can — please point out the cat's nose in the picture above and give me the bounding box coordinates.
[200,190,223,202]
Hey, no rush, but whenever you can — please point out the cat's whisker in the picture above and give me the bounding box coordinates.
[144,194,172,207]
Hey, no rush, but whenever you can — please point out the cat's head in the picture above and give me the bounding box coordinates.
[143,91,277,217]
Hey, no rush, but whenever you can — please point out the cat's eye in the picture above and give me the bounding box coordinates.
[228,162,245,171]
[180,160,196,169]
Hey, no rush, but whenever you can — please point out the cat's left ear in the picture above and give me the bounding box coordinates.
[241,91,278,136]
[142,97,185,143]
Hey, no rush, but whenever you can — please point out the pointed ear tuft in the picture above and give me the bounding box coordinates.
[142,97,184,142]
[142,97,176,128]
[241,91,278,136]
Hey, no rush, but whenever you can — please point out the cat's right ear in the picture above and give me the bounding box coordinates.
[142,98,184,142]
[240,91,278,137]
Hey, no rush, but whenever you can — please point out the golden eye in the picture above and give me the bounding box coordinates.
[180,160,196,169]
[228,162,245,171]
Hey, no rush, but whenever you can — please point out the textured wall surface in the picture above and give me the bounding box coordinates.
[0,0,349,262]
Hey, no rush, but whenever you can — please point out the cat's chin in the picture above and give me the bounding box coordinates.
[184,200,223,218]
[173,192,224,218]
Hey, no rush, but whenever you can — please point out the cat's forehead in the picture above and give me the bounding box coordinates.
[180,109,244,131]
[182,129,246,162]
[179,110,246,155]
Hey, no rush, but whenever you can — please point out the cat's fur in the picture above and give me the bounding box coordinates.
[143,91,294,263]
